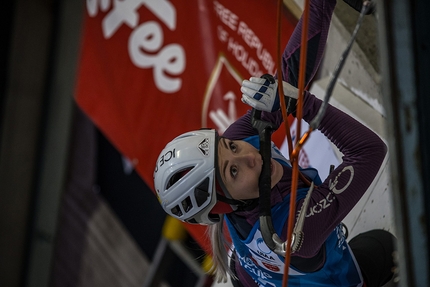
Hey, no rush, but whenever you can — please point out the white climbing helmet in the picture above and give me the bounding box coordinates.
[153,129,225,225]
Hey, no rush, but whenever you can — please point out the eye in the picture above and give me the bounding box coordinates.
[229,141,237,153]
[230,166,238,178]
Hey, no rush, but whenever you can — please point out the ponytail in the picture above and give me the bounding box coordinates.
[207,215,238,282]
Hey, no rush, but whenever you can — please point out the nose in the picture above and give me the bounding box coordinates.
[237,151,257,168]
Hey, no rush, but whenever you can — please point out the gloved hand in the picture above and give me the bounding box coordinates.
[241,76,299,114]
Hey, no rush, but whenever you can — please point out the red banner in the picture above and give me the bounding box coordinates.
[75,0,297,250]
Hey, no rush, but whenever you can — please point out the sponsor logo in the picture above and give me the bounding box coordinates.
[256,238,270,254]
[201,56,244,135]
[306,165,354,217]
[329,165,354,194]
[87,0,185,93]
[255,250,276,261]
[262,261,280,272]
[255,238,276,261]
[154,148,175,173]
[240,256,273,281]
[198,138,210,156]
[209,91,237,134]
[306,191,336,217]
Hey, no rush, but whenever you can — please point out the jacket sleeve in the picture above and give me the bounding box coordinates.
[223,0,336,140]
[292,92,388,258]
[282,0,336,87]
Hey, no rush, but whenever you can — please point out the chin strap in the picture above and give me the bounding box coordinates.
[216,193,259,211]
[211,175,260,215]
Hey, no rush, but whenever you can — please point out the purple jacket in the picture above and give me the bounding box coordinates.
[223,0,387,284]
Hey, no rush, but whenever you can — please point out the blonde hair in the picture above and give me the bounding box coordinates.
[207,215,238,283]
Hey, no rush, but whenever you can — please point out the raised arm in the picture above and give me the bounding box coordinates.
[293,92,387,258]
[224,0,337,140]
[282,0,336,86]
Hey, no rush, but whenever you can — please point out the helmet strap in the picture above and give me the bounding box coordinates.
[216,193,259,212]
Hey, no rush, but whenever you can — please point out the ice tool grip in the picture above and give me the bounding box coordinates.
[251,74,286,256]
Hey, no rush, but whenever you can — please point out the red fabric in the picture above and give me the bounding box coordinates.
[75,0,296,252]
[211,201,233,215]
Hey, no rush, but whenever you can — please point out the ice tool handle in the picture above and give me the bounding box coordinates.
[251,74,287,257]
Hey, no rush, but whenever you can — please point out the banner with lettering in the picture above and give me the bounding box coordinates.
[75,0,297,250]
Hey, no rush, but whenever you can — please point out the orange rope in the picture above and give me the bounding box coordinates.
[276,0,292,157]
[277,0,312,286]
[276,0,312,188]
